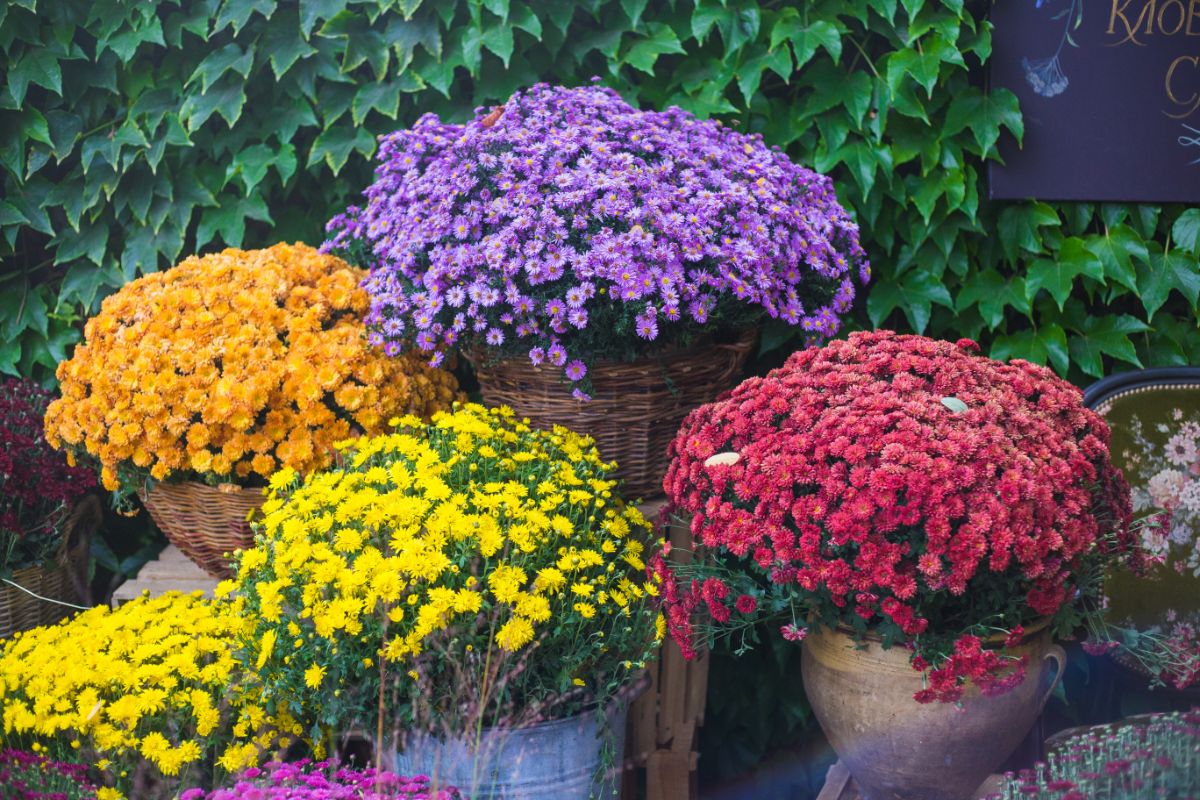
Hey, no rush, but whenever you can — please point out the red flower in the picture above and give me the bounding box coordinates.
[734,594,757,615]
[652,331,1136,703]
[0,379,95,574]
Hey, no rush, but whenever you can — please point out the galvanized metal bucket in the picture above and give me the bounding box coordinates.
[392,704,629,800]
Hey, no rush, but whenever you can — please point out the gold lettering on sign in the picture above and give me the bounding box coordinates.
[1160,0,1188,33]
[1166,55,1200,117]
[1188,0,1200,34]
[1108,0,1155,44]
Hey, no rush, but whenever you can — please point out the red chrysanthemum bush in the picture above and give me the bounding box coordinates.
[650,331,1144,703]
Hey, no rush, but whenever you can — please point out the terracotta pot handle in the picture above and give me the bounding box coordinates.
[1040,643,1067,708]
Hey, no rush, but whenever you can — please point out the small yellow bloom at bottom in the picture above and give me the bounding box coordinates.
[97,789,125,800]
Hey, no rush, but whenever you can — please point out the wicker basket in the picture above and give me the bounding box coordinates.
[0,495,101,639]
[471,331,756,499]
[139,482,265,579]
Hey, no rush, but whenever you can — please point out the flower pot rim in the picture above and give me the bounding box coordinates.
[821,614,1054,647]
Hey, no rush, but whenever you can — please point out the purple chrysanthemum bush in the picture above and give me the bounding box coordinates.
[181,761,461,800]
[326,82,868,393]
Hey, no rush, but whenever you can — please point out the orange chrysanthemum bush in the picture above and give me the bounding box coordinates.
[45,242,461,495]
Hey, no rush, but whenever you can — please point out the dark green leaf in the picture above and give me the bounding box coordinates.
[623,23,685,75]
[866,269,953,333]
[307,125,376,173]
[1137,251,1200,318]
[1068,314,1150,377]
[187,43,254,93]
[1173,209,1200,256]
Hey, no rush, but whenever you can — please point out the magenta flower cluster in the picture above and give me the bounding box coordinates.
[0,748,96,800]
[326,82,868,387]
[181,761,461,800]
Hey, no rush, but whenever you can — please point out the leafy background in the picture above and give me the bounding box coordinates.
[2,0,1198,784]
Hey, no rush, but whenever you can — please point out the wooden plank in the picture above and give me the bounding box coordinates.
[646,750,694,800]
[658,640,687,748]
[816,762,852,800]
[111,545,218,604]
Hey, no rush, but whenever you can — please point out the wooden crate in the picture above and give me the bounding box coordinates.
[622,500,709,800]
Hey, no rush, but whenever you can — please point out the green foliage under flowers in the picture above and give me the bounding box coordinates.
[2,0,1196,384]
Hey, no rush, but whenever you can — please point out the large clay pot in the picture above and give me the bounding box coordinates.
[801,624,1065,800]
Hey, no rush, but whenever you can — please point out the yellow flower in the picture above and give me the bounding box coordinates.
[488,564,527,604]
[304,664,326,688]
[495,616,535,651]
[44,243,462,490]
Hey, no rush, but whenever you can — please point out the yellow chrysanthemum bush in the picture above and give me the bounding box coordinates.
[231,403,661,749]
[0,592,300,796]
[44,242,461,497]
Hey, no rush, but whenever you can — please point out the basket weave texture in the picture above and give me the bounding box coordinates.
[139,482,264,579]
[0,495,100,639]
[472,331,756,499]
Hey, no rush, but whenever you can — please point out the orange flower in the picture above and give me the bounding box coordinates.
[45,242,461,491]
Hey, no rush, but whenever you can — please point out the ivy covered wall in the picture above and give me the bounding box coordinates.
[2,0,1197,384]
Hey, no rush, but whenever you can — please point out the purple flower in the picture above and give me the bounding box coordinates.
[548,343,567,366]
[635,312,659,340]
[565,360,587,381]
[529,347,546,365]
[326,83,868,385]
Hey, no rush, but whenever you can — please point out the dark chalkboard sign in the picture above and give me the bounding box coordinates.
[990,0,1200,203]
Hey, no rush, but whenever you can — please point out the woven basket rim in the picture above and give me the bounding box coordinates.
[466,328,758,373]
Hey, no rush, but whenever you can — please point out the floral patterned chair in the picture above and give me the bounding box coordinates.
[1083,367,1200,705]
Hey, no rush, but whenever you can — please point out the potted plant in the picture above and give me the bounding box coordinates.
[990,709,1200,798]
[44,242,461,577]
[0,377,98,635]
[0,592,297,796]
[324,82,869,498]
[230,403,661,799]
[650,331,1148,800]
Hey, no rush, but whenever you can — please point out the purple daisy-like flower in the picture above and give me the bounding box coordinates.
[565,359,587,381]
[529,346,546,365]
[326,82,868,386]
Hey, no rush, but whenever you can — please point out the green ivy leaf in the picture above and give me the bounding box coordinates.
[196,195,273,249]
[955,268,1030,329]
[351,80,403,125]
[1172,208,1200,256]
[1137,251,1200,318]
[187,43,254,93]
[264,9,318,79]
[1068,314,1150,377]
[866,268,953,333]
[181,76,247,129]
[1025,239,1103,311]
[480,23,514,67]
[773,16,841,69]
[307,125,375,173]
[1084,224,1147,294]
[997,202,1060,263]
[691,1,724,44]
[623,23,684,75]
[8,47,63,104]
[300,0,347,38]
[991,323,1069,375]
[213,0,276,35]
